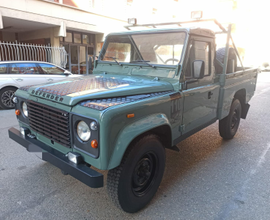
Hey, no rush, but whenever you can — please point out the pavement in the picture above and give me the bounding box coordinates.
[0,72,270,220]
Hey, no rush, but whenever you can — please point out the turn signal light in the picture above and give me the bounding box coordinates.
[15,110,21,116]
[127,113,135,118]
[91,139,98,148]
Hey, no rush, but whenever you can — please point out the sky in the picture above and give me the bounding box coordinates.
[129,0,269,66]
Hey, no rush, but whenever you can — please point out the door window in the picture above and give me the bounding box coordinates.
[71,46,78,64]
[79,46,87,74]
[185,41,211,78]
[10,63,39,74]
[39,63,65,74]
[0,64,7,74]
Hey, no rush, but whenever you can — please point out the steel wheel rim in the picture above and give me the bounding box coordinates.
[132,151,158,197]
[1,90,15,108]
[231,109,240,130]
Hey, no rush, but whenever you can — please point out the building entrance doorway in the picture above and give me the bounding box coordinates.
[61,31,95,75]
[70,45,87,74]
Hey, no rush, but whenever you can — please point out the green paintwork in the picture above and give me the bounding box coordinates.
[106,113,171,169]
[27,73,174,106]
[13,26,258,171]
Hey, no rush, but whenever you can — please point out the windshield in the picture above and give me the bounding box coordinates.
[100,32,186,66]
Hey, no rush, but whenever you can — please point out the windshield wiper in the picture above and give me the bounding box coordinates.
[105,56,122,66]
[130,60,156,68]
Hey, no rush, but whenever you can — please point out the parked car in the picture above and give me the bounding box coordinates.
[0,61,78,109]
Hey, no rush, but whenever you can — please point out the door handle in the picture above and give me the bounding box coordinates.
[47,78,53,82]
[15,78,23,82]
[208,91,213,99]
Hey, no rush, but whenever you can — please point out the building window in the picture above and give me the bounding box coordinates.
[65,32,72,43]
[74,33,82,44]
[61,32,95,45]
[83,34,89,44]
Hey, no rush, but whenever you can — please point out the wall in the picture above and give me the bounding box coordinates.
[2,32,16,42]
[0,0,127,34]
[18,27,60,47]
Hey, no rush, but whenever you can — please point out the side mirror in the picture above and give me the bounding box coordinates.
[64,70,71,75]
[192,60,205,79]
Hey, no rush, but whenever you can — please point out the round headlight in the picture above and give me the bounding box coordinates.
[77,121,91,142]
[22,102,28,117]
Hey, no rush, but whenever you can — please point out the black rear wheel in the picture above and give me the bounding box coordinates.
[107,134,165,213]
[219,99,242,139]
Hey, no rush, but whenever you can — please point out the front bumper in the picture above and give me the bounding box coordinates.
[8,127,103,188]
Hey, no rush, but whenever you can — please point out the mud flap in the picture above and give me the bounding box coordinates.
[241,103,250,119]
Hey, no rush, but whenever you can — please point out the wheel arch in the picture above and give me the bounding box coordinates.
[0,85,18,91]
[107,114,172,170]
[234,88,248,119]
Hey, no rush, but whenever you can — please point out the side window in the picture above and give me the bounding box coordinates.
[10,63,39,74]
[10,64,21,74]
[185,41,211,78]
[0,64,7,74]
[39,63,65,74]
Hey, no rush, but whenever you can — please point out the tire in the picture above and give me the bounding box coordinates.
[107,134,165,213]
[0,87,17,109]
[219,99,242,139]
[215,47,237,74]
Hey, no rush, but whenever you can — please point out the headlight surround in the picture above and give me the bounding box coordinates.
[22,102,28,117]
[77,121,91,142]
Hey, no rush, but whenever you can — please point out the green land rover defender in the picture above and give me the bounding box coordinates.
[9,19,258,213]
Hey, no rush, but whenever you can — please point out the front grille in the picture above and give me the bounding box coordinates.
[28,101,71,148]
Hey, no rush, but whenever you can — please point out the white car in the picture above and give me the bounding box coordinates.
[0,61,79,109]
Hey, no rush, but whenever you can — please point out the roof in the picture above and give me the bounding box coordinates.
[0,61,66,70]
[0,61,55,64]
[107,27,215,38]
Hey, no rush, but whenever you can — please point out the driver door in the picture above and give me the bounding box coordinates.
[181,37,220,134]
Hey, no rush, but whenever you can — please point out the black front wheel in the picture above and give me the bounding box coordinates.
[219,99,242,139]
[107,134,165,213]
[0,87,16,109]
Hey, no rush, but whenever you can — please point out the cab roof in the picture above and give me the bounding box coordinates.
[107,27,215,38]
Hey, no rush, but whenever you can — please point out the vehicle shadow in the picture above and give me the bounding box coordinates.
[157,122,225,196]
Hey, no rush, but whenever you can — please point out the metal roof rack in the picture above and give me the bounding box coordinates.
[124,19,227,33]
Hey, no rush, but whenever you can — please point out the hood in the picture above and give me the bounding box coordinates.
[21,74,174,106]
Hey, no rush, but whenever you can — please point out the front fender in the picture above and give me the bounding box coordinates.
[0,78,19,90]
[107,113,171,170]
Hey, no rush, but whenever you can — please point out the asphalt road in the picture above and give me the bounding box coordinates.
[1,72,270,220]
